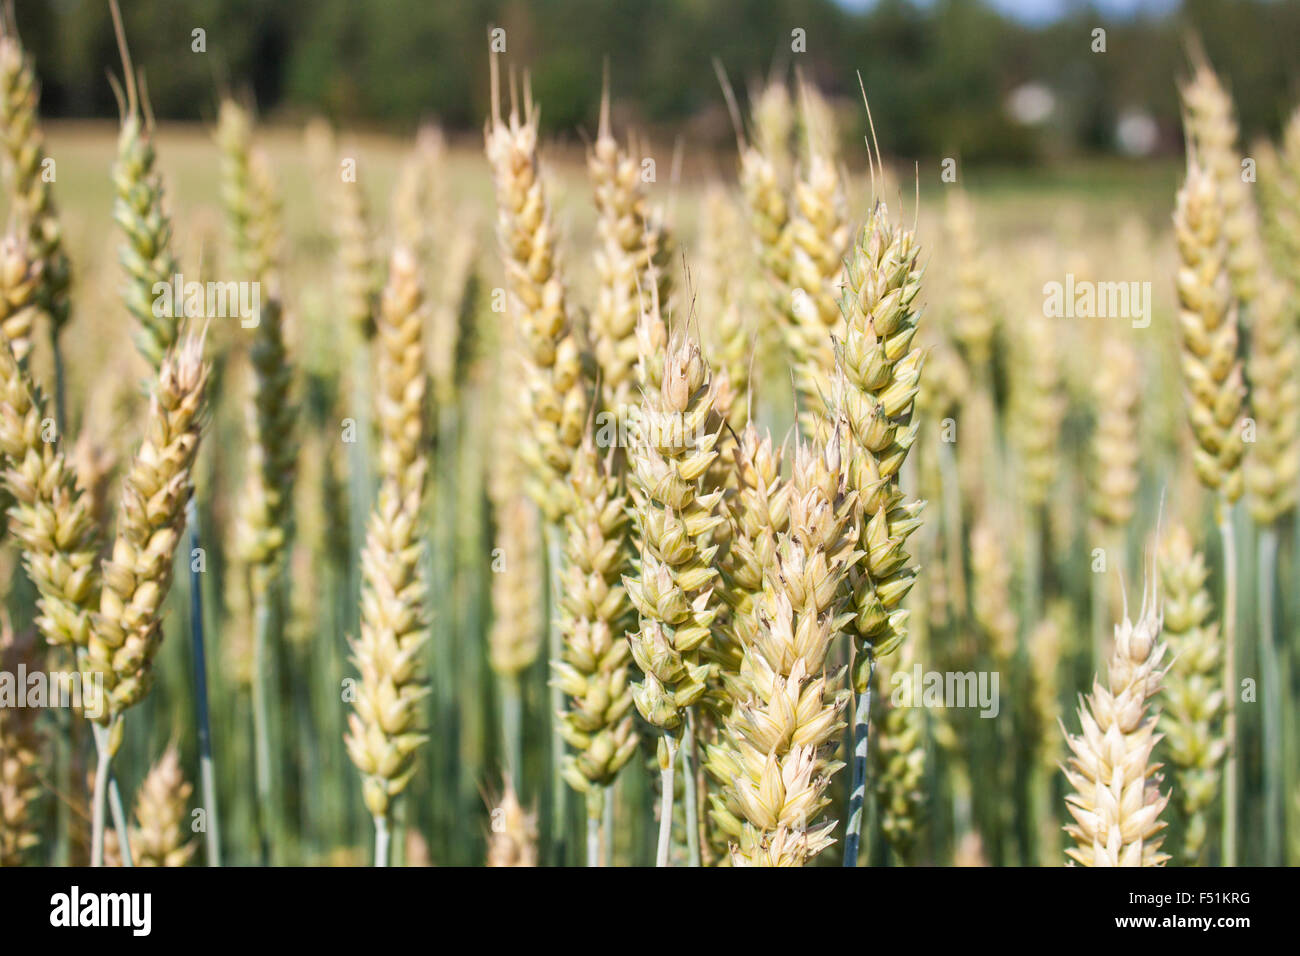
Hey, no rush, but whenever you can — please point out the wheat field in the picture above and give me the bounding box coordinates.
[0,9,1297,869]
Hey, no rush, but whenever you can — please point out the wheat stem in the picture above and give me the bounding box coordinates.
[501,673,522,784]
[656,733,678,867]
[251,594,273,864]
[90,730,110,868]
[1258,526,1281,864]
[544,520,567,865]
[185,496,220,865]
[682,709,700,867]
[843,657,874,868]
[1217,499,1237,866]
[373,813,390,867]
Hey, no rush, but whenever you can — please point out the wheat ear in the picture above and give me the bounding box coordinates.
[870,639,925,863]
[625,331,726,865]
[783,91,851,429]
[1257,110,1300,288]
[0,233,39,364]
[714,421,858,866]
[110,51,181,370]
[552,430,638,860]
[89,333,209,716]
[344,247,432,863]
[130,744,196,867]
[0,24,71,335]
[1062,570,1169,866]
[837,196,926,865]
[1180,57,1266,306]
[1091,334,1142,528]
[0,615,41,864]
[1158,524,1225,864]
[0,335,102,652]
[486,778,539,867]
[484,56,587,521]
[589,90,672,421]
[1173,155,1244,863]
[944,190,996,370]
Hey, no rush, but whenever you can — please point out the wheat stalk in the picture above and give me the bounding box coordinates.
[130,744,196,867]
[1062,570,1169,866]
[1158,524,1225,864]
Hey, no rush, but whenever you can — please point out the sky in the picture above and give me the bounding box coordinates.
[835,0,1183,25]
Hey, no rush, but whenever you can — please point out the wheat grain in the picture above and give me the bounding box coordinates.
[1062,571,1169,866]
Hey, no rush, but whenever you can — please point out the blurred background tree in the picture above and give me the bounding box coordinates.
[19,0,1300,163]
